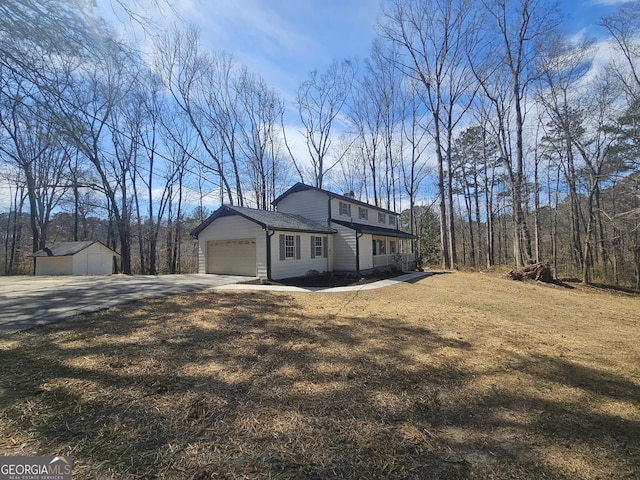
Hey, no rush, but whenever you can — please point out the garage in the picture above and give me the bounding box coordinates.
[207,238,256,276]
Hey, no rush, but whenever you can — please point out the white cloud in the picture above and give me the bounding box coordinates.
[590,0,632,5]
[96,0,379,98]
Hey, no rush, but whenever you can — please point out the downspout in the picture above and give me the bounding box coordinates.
[326,234,330,273]
[328,194,333,274]
[265,229,276,280]
[356,231,363,274]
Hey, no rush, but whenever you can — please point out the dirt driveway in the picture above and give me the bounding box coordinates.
[0,274,250,334]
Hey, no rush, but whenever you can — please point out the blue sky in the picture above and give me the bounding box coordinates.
[179,0,382,98]
[564,0,629,35]
[98,0,632,105]
[0,0,632,210]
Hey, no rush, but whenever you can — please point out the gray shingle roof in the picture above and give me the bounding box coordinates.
[32,241,118,257]
[191,205,336,238]
[331,219,416,239]
[273,182,401,216]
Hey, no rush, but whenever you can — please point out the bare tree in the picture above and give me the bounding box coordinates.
[0,0,101,80]
[601,1,640,104]
[335,135,367,199]
[571,75,622,284]
[0,71,70,256]
[398,78,430,245]
[157,99,199,274]
[472,0,561,269]
[380,0,478,269]
[296,59,355,189]
[236,69,286,209]
[0,168,26,274]
[537,36,594,272]
[348,42,403,208]
[154,26,239,205]
[49,40,138,273]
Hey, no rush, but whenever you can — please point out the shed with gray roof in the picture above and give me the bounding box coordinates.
[33,241,119,275]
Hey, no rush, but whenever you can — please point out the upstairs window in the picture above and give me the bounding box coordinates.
[358,207,368,220]
[339,201,351,216]
[378,212,386,224]
[388,215,396,226]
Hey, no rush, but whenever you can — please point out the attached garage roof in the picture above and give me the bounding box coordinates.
[191,205,336,238]
[331,219,416,239]
[33,241,119,257]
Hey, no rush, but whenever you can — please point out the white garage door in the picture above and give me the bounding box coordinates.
[207,238,256,276]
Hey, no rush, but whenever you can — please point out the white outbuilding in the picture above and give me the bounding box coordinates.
[33,241,119,275]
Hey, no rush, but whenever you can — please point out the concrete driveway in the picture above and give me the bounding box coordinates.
[0,274,250,335]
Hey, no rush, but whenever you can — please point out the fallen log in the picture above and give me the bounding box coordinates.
[508,261,554,283]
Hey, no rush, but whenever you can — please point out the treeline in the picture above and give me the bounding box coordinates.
[1,0,639,288]
[1,207,205,275]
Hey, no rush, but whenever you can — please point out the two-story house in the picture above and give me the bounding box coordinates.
[191,182,416,280]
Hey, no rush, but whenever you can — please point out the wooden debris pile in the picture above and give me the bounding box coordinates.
[508,261,554,283]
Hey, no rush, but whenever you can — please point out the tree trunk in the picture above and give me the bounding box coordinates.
[446,143,457,268]
[581,189,596,285]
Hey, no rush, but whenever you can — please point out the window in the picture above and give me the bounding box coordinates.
[285,235,295,259]
[280,234,300,260]
[310,236,327,259]
[378,212,386,223]
[358,207,368,220]
[388,215,396,226]
[389,241,397,254]
[339,201,351,216]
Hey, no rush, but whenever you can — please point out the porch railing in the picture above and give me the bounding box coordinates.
[372,253,416,271]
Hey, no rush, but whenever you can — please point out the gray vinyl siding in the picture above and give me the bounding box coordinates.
[276,190,329,224]
[359,233,374,272]
[332,223,357,271]
[196,216,266,277]
[331,198,399,229]
[332,198,353,223]
[271,232,332,280]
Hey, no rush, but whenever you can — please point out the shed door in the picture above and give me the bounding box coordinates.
[207,238,256,276]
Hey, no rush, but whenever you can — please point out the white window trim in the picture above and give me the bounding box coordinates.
[340,201,351,216]
[285,235,295,259]
[314,236,323,257]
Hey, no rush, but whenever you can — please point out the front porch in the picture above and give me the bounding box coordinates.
[372,235,416,272]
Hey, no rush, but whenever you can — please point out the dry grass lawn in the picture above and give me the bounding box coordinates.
[0,272,638,479]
